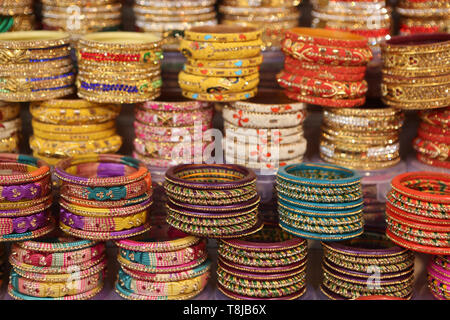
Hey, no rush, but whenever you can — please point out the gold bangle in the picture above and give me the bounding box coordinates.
[179,38,262,60]
[222,11,301,23]
[0,102,20,121]
[0,86,75,102]
[43,18,121,32]
[183,64,259,77]
[0,58,73,77]
[31,119,116,134]
[183,25,262,42]
[30,100,121,125]
[136,12,216,23]
[33,127,117,141]
[0,73,75,94]
[77,68,161,82]
[222,0,301,6]
[181,89,257,102]
[178,71,259,93]
[322,128,399,145]
[219,5,297,15]
[0,135,19,153]
[77,86,161,104]
[186,55,263,68]
[0,30,70,49]
[29,134,123,157]
[78,31,162,52]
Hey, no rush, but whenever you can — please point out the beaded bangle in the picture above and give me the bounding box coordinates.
[0,154,50,185]
[186,56,263,69]
[182,89,257,102]
[284,90,366,108]
[8,283,104,300]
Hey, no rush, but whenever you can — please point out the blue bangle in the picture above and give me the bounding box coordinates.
[277,163,361,186]
[280,221,364,241]
[278,199,363,217]
[278,193,364,210]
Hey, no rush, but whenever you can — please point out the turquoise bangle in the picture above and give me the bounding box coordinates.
[278,199,363,217]
[278,193,364,210]
[280,221,364,241]
[277,163,361,187]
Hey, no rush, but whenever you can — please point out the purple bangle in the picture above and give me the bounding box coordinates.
[167,196,260,215]
[322,228,409,257]
[323,262,414,285]
[0,176,51,202]
[0,210,50,235]
[428,263,450,282]
[60,221,151,240]
[219,284,307,300]
[221,224,307,251]
[218,259,307,281]
[219,256,307,274]
[165,164,257,190]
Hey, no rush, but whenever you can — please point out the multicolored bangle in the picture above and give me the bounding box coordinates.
[114,227,210,300]
[276,163,364,241]
[55,154,153,240]
[8,237,106,300]
[386,171,450,255]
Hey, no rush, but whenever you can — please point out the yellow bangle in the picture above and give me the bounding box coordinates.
[186,55,263,68]
[33,127,117,142]
[0,135,19,153]
[183,25,262,42]
[31,119,116,134]
[183,64,259,77]
[29,135,122,158]
[1,87,75,103]
[181,89,257,102]
[0,102,20,121]
[0,58,73,77]
[178,71,259,93]
[30,101,121,125]
[179,38,262,60]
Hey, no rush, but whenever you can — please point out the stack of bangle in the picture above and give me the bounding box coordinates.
[428,255,450,300]
[223,90,307,170]
[217,223,308,300]
[219,0,301,50]
[320,229,415,300]
[0,153,54,241]
[413,107,449,169]
[0,0,35,32]
[178,25,263,102]
[277,28,372,108]
[55,154,153,240]
[311,0,391,61]
[133,92,213,167]
[115,227,211,300]
[397,0,449,34]
[29,99,122,166]
[381,33,450,110]
[0,31,74,101]
[0,244,4,288]
[8,237,107,300]
[164,164,263,238]
[76,32,163,103]
[0,102,21,153]
[41,0,122,39]
[320,106,404,170]
[276,163,364,241]
[134,0,218,51]
[386,171,450,255]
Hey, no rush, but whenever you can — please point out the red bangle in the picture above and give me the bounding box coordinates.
[416,154,450,169]
[282,40,372,67]
[324,26,390,39]
[284,28,369,49]
[419,122,448,136]
[386,202,450,227]
[283,57,366,82]
[419,107,450,128]
[386,228,450,255]
[413,137,450,160]
[418,128,450,145]
[277,70,368,99]
[284,90,366,108]
[400,25,441,34]
[387,206,450,233]
[391,172,450,204]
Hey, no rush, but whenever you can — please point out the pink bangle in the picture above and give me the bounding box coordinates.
[133,138,208,160]
[135,106,213,127]
[139,97,210,111]
[133,121,210,143]
[133,151,182,168]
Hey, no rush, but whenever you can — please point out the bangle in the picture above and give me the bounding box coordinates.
[179,39,262,60]
[30,99,121,125]
[284,89,366,108]
[183,25,262,42]
[283,56,366,82]
[183,64,259,77]
[0,30,70,50]
[135,106,212,127]
[134,121,209,143]
[277,70,368,99]
[133,138,207,160]
[0,102,20,121]
[0,154,50,185]
[30,135,123,158]
[182,89,257,102]
[186,55,263,69]
[31,119,116,134]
